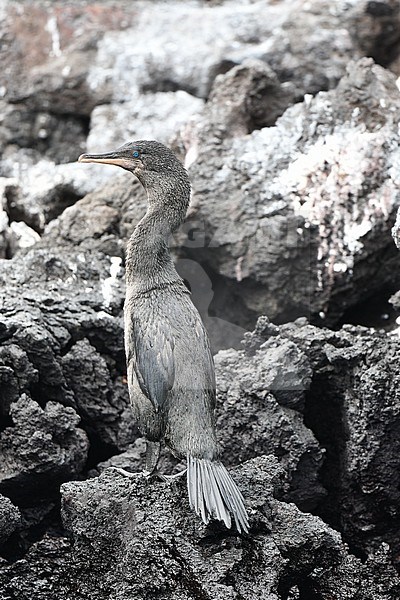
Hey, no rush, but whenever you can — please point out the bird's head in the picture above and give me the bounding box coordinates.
[78,140,189,192]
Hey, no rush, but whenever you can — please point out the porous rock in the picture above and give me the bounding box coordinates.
[0,244,135,465]
[86,91,204,155]
[0,1,138,163]
[0,394,89,501]
[214,337,325,511]
[61,339,135,449]
[245,316,400,563]
[2,0,398,168]
[42,171,142,255]
[0,494,21,544]
[178,58,400,326]
[0,456,399,598]
[54,456,399,599]
[39,57,400,333]
[88,0,396,102]
[0,153,117,233]
[0,534,72,599]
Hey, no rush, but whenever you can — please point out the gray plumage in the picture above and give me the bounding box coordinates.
[79,140,249,533]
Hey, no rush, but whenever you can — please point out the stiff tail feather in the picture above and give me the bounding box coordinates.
[187,455,249,533]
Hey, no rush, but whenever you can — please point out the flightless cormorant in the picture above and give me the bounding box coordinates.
[79,141,249,533]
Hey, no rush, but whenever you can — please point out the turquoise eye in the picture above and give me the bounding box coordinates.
[133,151,140,158]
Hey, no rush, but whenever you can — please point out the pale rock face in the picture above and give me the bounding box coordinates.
[87,0,360,101]
[86,91,204,153]
[179,58,400,324]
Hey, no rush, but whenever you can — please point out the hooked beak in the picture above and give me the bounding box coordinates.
[78,151,133,170]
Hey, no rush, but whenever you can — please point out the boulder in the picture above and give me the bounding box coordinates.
[178,58,400,326]
[55,457,400,599]
[0,395,89,502]
[214,338,325,511]
[0,244,135,466]
[0,494,21,545]
[246,317,400,563]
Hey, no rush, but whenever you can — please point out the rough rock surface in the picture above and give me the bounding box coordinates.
[1,0,399,261]
[86,0,400,101]
[39,57,400,332]
[177,57,400,326]
[0,152,120,234]
[214,337,325,512]
[86,91,204,155]
[1,0,400,597]
[0,246,135,459]
[0,395,89,502]
[242,317,400,565]
[3,457,399,600]
[0,494,21,544]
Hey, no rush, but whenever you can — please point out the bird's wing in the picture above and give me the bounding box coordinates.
[194,318,216,406]
[126,316,175,412]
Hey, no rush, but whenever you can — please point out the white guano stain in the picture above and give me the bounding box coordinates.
[46,15,62,57]
[101,256,122,308]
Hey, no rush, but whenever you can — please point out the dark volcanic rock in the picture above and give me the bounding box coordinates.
[54,457,398,599]
[45,58,400,341]
[0,243,135,461]
[1,1,400,595]
[0,534,72,600]
[244,317,400,564]
[1,454,399,599]
[42,171,141,255]
[188,59,297,140]
[61,339,135,449]
[0,494,21,544]
[214,337,325,511]
[0,395,88,502]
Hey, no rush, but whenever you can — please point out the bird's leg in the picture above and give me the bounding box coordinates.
[142,440,161,477]
[108,441,162,480]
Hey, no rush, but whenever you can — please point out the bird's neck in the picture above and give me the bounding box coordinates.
[125,178,190,294]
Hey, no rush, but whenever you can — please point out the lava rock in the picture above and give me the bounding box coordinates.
[0,101,88,164]
[88,0,385,102]
[252,317,400,564]
[0,2,137,165]
[7,221,41,258]
[0,244,132,449]
[190,59,297,140]
[0,395,89,502]
[214,339,325,511]
[61,338,136,449]
[2,0,397,166]
[0,153,116,232]
[42,171,141,255]
[0,456,399,598]
[0,494,21,544]
[55,456,399,599]
[178,57,400,326]
[0,534,72,600]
